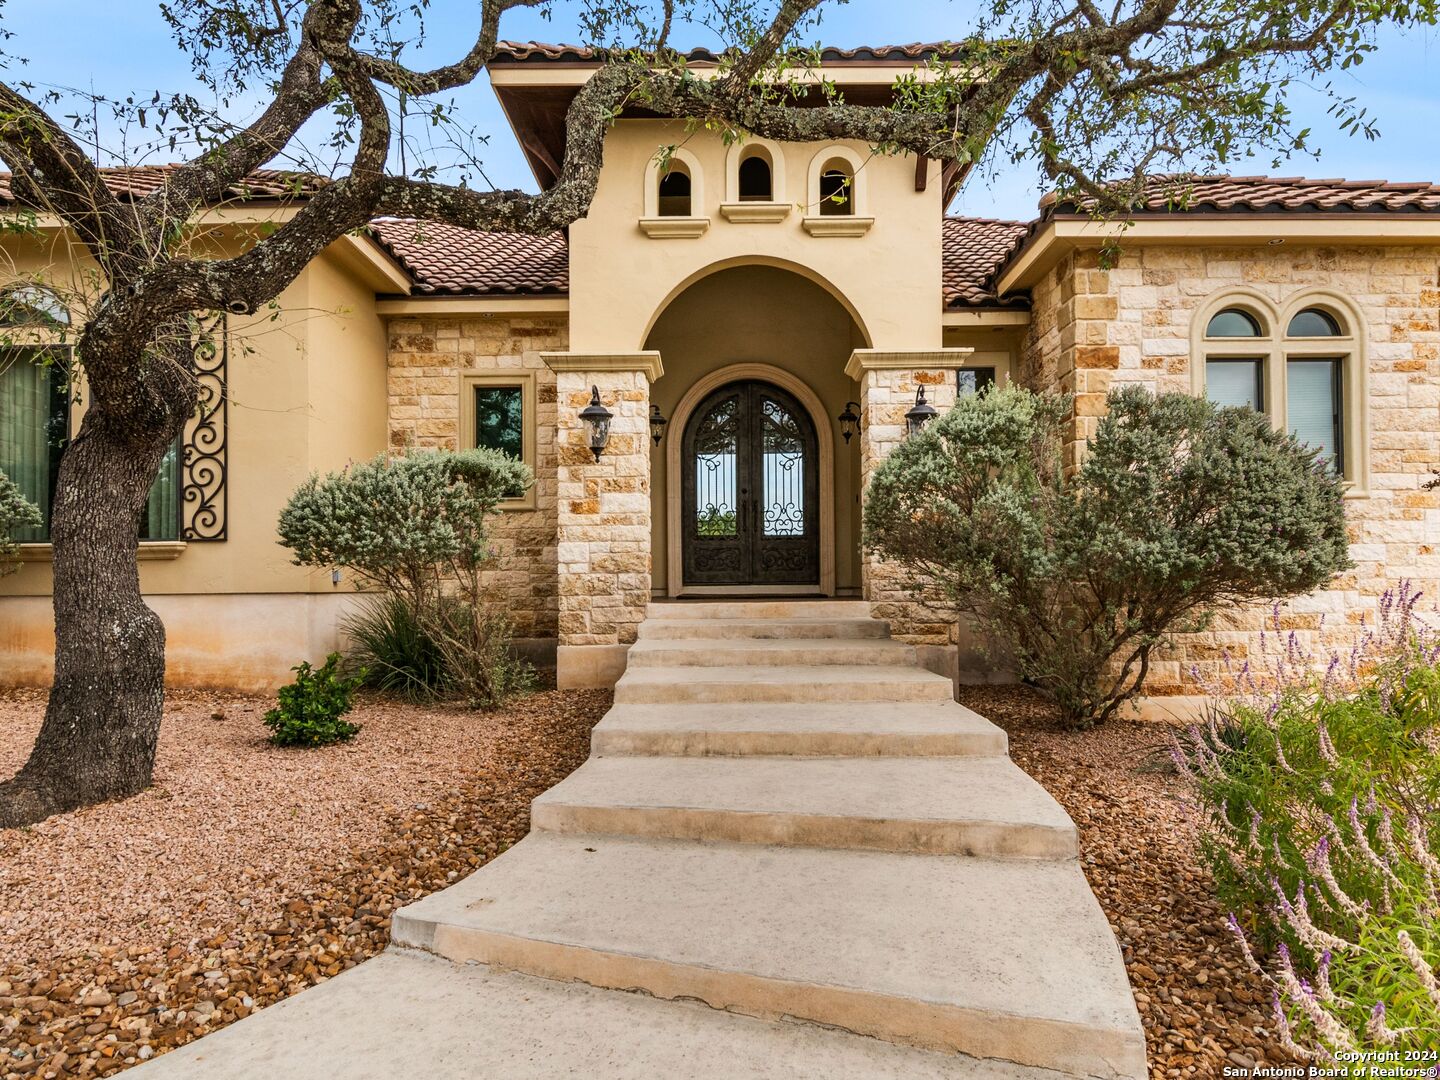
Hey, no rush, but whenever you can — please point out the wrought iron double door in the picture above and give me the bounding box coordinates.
[681,380,820,587]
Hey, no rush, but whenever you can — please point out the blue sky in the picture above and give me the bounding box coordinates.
[3,1,1437,220]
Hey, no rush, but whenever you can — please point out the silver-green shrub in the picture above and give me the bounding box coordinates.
[863,385,1351,728]
[0,468,43,577]
[278,449,533,707]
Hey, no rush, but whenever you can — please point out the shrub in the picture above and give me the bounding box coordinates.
[278,449,535,708]
[342,593,449,700]
[0,468,42,576]
[1177,585,1440,1061]
[862,384,1350,728]
[263,652,363,747]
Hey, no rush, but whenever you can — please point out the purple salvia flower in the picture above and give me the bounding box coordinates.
[1226,914,1263,975]
[1310,837,1367,919]
[1270,991,1320,1062]
[1366,1001,1406,1045]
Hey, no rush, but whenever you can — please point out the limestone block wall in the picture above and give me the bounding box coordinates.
[855,362,959,647]
[385,315,567,643]
[1021,243,1440,700]
[553,368,653,655]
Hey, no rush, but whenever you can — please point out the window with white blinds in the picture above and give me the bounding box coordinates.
[1286,359,1342,474]
[1204,359,1263,411]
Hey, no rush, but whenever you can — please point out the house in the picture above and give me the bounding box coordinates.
[2,43,1437,713]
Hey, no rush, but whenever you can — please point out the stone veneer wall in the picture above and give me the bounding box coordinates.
[857,365,958,648]
[553,369,653,657]
[386,315,567,645]
[1021,244,1440,700]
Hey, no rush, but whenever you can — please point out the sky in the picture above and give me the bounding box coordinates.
[2,1,1437,221]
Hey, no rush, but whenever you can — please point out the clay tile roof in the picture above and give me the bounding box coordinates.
[492,40,961,64]
[0,164,329,203]
[942,217,1032,309]
[1042,174,1440,216]
[369,219,568,296]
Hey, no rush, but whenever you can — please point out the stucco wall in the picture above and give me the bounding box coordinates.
[385,314,568,643]
[1022,242,1440,702]
[566,118,944,354]
[0,237,392,688]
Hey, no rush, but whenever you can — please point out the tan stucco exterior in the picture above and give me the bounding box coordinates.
[1,60,1437,703]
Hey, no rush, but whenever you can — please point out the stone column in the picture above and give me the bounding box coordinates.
[845,349,972,662]
[543,352,664,688]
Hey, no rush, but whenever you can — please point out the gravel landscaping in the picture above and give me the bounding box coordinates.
[957,685,1301,1080]
[0,686,609,1078]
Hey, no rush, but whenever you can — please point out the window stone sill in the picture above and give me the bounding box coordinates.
[638,216,710,239]
[802,216,874,237]
[17,541,188,562]
[719,202,791,224]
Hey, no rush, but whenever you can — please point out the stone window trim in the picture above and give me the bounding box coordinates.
[802,145,873,237]
[640,146,709,238]
[955,350,1015,395]
[719,138,791,223]
[1188,286,1370,495]
[459,370,539,511]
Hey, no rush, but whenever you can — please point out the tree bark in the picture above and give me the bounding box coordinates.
[0,361,187,827]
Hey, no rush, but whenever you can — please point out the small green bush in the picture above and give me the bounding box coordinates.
[263,652,363,747]
[278,449,534,710]
[1177,586,1440,1061]
[0,468,43,576]
[343,593,448,701]
[863,384,1351,728]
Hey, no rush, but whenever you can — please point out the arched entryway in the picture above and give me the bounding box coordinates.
[681,379,820,588]
[645,264,866,598]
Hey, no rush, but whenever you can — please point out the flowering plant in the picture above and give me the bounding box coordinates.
[1177,584,1440,1064]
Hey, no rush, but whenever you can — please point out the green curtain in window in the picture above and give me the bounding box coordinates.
[141,441,181,541]
[0,351,65,542]
[1206,359,1263,411]
[1287,359,1342,473]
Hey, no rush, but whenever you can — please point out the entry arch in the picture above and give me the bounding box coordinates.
[666,362,836,597]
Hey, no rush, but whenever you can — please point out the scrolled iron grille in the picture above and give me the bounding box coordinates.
[760,398,804,537]
[181,313,228,541]
[693,398,738,537]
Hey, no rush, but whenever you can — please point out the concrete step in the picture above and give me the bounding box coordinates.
[591,701,1009,758]
[392,834,1147,1079]
[646,600,870,621]
[613,665,955,705]
[532,755,1076,858]
[133,950,1079,1080]
[627,637,918,668]
[637,616,891,641]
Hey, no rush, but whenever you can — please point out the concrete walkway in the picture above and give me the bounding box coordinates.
[140,601,1146,1079]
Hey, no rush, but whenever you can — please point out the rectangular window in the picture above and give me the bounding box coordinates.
[1205,359,1264,411]
[956,367,996,396]
[460,371,537,509]
[1,349,181,543]
[1287,359,1343,474]
[0,349,67,542]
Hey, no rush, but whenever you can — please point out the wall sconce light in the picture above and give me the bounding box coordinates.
[649,404,668,446]
[905,385,938,437]
[836,400,860,443]
[579,385,613,462]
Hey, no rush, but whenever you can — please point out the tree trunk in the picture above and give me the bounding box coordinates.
[0,420,173,826]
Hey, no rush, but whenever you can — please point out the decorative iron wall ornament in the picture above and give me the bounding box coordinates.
[181,313,228,541]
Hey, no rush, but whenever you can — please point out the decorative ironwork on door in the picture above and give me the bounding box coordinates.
[681,380,819,587]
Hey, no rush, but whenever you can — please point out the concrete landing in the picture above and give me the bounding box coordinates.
[614,664,956,704]
[531,753,1077,856]
[393,833,1140,1076]
[590,701,1010,757]
[135,951,1074,1080]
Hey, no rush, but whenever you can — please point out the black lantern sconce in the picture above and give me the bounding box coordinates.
[836,400,860,444]
[648,404,668,446]
[904,384,938,437]
[579,385,613,462]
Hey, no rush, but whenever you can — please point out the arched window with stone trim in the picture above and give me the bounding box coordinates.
[1192,291,1367,487]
